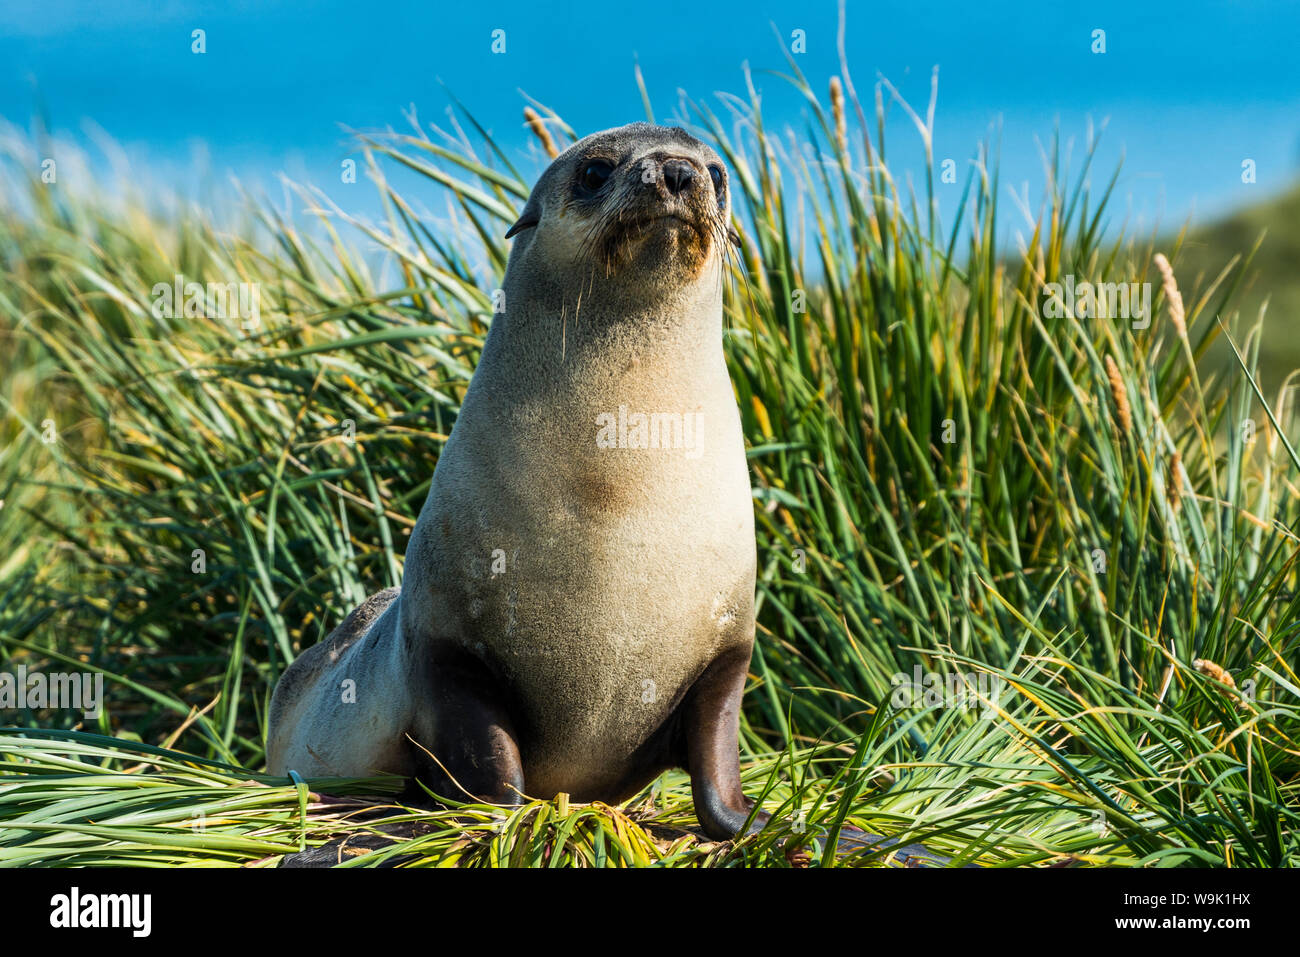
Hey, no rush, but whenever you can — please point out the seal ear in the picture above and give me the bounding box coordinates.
[505,197,541,239]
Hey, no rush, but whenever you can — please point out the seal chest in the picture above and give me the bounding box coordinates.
[433,384,754,799]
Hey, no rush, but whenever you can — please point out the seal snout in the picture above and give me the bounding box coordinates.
[634,155,712,234]
[659,158,697,196]
[599,148,726,275]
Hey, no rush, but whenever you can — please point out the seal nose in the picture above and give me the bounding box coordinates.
[661,159,696,196]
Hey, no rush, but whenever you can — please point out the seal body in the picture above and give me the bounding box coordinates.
[268,123,761,838]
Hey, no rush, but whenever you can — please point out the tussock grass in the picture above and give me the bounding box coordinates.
[1,60,1297,866]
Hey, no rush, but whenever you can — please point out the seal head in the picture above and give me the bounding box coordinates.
[505,122,732,284]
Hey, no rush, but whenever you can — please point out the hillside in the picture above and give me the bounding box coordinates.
[1177,183,1300,395]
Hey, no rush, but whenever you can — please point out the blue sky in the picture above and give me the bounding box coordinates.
[2,0,1298,240]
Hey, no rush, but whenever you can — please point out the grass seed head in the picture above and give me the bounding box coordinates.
[1153,252,1186,341]
[524,107,559,160]
[1105,354,1133,438]
[1193,658,1235,689]
[829,77,848,157]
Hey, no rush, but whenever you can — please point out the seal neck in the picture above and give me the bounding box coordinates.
[488,265,727,394]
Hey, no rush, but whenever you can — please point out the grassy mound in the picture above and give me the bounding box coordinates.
[1,63,1297,866]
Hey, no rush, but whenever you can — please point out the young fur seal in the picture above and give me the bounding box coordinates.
[268,122,765,841]
[267,123,958,866]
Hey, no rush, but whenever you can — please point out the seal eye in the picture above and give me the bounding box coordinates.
[707,165,725,192]
[580,160,615,192]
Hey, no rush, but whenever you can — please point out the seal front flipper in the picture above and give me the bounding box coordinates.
[678,646,770,840]
[408,651,526,807]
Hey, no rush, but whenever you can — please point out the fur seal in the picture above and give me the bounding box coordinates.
[267,122,765,840]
